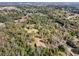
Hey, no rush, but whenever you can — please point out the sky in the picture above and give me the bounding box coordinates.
[0,0,79,2]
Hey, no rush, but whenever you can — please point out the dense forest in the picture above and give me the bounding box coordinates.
[0,5,79,56]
